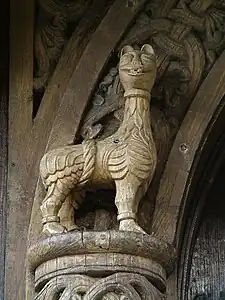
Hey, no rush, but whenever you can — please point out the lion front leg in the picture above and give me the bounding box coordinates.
[115,178,146,234]
[41,182,69,236]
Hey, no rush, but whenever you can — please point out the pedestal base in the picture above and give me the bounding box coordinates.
[27,231,175,299]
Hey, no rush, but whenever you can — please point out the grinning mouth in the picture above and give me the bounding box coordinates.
[120,65,153,76]
[127,69,145,76]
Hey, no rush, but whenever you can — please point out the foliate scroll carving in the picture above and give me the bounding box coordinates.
[39,44,157,236]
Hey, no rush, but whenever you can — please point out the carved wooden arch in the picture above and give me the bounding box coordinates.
[179,123,225,299]
[152,49,225,244]
[152,49,225,296]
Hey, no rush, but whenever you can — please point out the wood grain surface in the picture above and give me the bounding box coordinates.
[152,49,225,244]
[188,166,225,299]
[0,0,9,297]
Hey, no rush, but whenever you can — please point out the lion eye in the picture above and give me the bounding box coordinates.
[121,53,134,64]
[140,54,151,63]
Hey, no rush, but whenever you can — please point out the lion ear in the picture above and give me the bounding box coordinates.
[120,45,133,57]
[141,44,155,55]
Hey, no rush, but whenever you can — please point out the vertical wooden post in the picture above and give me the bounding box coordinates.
[0,0,9,297]
[6,0,34,299]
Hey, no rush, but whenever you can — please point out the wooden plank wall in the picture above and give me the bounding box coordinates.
[0,0,9,297]
[188,166,225,299]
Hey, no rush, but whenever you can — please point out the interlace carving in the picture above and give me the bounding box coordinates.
[39,44,157,236]
[82,0,225,142]
[34,14,68,91]
[35,273,164,300]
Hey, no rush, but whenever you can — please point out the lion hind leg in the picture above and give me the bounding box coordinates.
[59,192,83,232]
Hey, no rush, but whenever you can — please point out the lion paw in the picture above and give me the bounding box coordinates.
[43,222,67,236]
[119,219,146,234]
[67,224,81,232]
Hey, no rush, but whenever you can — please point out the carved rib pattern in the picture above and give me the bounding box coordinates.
[108,97,157,183]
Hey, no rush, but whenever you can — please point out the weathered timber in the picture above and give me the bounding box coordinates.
[34,0,110,132]
[177,132,225,299]
[152,49,225,245]
[187,174,225,299]
[26,231,175,299]
[0,0,9,296]
[0,94,8,300]
[6,0,34,299]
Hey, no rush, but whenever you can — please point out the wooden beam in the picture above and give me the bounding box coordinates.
[152,50,225,245]
[6,0,34,299]
[33,0,110,149]
[9,0,34,159]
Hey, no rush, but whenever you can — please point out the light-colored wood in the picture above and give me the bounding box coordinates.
[27,231,175,270]
[28,0,149,247]
[27,0,114,246]
[27,230,175,299]
[38,45,157,236]
[152,49,225,244]
[35,254,166,287]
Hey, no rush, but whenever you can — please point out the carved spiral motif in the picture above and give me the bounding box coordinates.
[35,273,164,300]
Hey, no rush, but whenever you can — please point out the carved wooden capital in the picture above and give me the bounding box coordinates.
[27,231,175,299]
